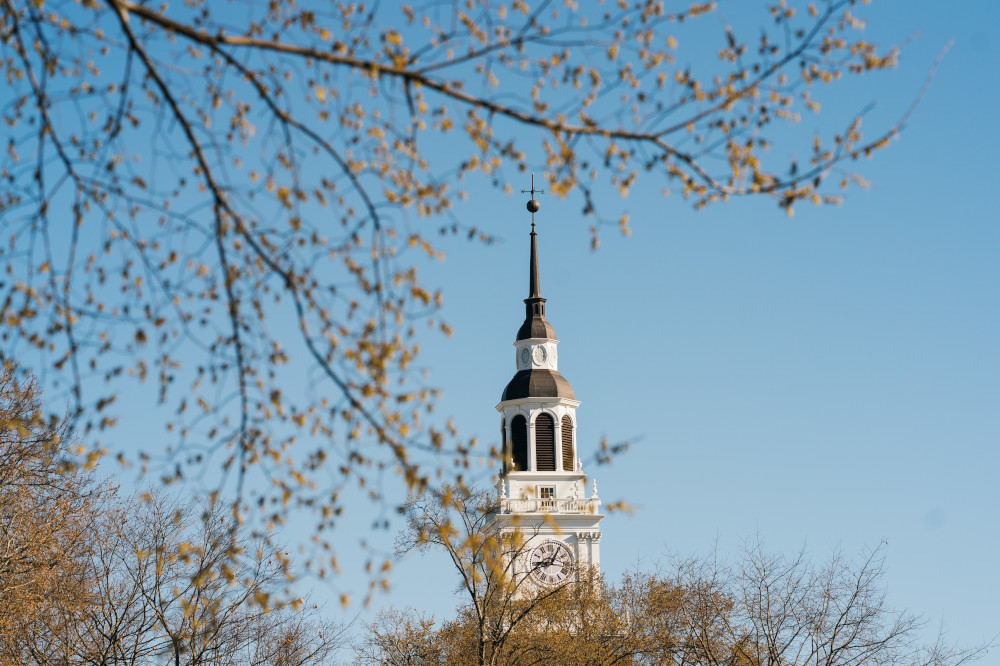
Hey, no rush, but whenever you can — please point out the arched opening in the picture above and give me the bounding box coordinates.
[535,413,556,472]
[561,415,574,472]
[511,415,528,472]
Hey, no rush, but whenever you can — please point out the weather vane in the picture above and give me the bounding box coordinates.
[521,173,545,228]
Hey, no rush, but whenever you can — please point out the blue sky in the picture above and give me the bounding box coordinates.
[366,0,1000,650]
[21,0,995,653]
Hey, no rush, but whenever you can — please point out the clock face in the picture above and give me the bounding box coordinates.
[520,347,531,366]
[531,345,547,365]
[529,541,573,585]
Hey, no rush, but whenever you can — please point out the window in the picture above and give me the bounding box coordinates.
[535,413,556,471]
[538,485,556,509]
[561,415,574,471]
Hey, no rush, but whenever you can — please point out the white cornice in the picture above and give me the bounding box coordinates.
[495,396,580,411]
[512,337,559,346]
[503,470,586,480]
[494,512,605,523]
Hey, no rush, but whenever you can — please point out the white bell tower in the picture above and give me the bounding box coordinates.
[490,186,604,589]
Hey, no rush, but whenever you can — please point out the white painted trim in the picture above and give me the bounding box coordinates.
[528,408,558,427]
[503,471,586,480]
[512,337,560,345]
[496,396,580,411]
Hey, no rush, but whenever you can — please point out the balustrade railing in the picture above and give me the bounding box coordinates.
[500,497,598,514]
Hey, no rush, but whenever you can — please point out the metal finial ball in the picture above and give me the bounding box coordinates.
[527,199,540,213]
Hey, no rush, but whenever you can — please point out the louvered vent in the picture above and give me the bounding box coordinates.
[561,415,574,472]
[535,413,555,471]
[511,415,528,472]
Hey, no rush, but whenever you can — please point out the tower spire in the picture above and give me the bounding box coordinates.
[523,173,545,299]
[529,222,541,299]
[521,174,545,300]
[517,175,554,341]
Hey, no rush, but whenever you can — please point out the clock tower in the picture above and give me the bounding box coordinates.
[491,194,604,589]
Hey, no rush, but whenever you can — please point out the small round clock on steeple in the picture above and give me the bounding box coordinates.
[489,178,604,591]
[519,344,550,367]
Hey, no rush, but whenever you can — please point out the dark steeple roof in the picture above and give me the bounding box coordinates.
[502,368,575,401]
[516,223,556,341]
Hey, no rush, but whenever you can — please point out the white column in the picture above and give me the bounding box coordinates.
[554,415,563,472]
[573,533,583,581]
[528,413,536,471]
[503,421,512,472]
